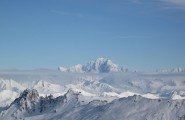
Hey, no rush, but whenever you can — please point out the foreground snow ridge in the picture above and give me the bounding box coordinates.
[58,57,128,73]
[1,89,185,120]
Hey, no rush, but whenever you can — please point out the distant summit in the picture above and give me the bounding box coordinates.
[156,67,185,73]
[58,58,128,73]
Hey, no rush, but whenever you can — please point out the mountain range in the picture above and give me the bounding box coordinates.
[157,67,185,73]
[1,89,185,120]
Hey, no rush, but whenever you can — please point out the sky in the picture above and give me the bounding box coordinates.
[0,0,185,71]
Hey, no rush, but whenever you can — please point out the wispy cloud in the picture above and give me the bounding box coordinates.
[50,10,69,16]
[130,0,143,4]
[162,0,185,6]
[131,0,185,10]
[117,35,148,39]
[50,10,85,17]
[161,0,185,9]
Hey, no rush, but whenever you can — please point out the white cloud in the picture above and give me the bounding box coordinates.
[131,0,185,9]
[163,0,185,5]
[161,0,185,9]
[117,35,147,39]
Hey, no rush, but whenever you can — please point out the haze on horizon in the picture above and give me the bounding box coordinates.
[0,0,185,71]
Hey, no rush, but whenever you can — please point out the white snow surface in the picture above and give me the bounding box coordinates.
[0,90,19,107]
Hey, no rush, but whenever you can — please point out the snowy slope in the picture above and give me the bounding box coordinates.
[32,80,66,97]
[58,58,127,73]
[0,90,19,107]
[0,79,26,107]
[0,79,26,92]
[1,89,185,120]
[67,80,119,95]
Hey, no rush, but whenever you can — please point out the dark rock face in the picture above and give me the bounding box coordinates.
[12,89,39,111]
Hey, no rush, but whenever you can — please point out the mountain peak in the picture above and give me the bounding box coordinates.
[12,89,39,111]
[64,89,79,100]
[95,57,109,62]
[19,89,39,101]
[59,58,127,73]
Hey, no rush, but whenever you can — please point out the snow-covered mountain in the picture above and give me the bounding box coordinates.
[0,67,185,120]
[1,89,185,120]
[32,80,66,96]
[156,67,185,73]
[1,56,185,119]
[0,66,185,119]
[58,58,128,73]
[0,79,26,92]
[0,79,64,107]
[0,79,26,107]
[0,79,114,107]
[1,69,185,107]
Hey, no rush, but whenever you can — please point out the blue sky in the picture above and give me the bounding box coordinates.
[0,0,185,71]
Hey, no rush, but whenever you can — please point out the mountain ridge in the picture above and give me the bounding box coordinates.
[1,89,185,120]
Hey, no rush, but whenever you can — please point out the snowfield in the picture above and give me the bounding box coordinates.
[0,58,185,119]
